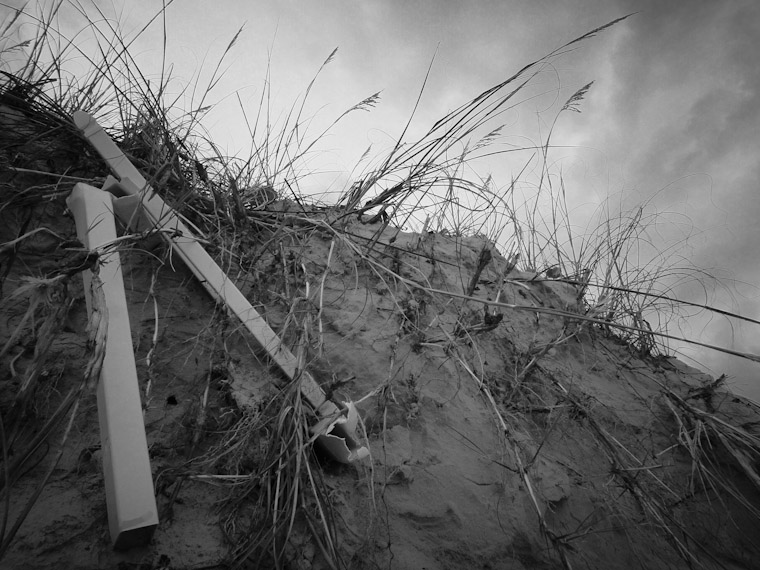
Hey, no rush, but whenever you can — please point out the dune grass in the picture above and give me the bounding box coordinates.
[1,2,759,568]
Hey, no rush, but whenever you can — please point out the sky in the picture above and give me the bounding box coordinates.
[3,0,759,401]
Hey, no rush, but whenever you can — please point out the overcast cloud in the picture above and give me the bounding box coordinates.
[561,0,760,397]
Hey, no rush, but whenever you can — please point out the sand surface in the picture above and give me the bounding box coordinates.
[1,130,760,570]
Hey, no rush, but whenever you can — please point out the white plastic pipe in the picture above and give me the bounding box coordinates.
[67,183,158,549]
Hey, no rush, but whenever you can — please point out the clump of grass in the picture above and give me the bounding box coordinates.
[664,385,760,516]
[218,380,343,569]
[337,17,631,232]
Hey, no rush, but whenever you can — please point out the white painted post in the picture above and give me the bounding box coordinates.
[66,184,158,549]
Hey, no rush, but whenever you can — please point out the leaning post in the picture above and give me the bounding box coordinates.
[67,183,159,549]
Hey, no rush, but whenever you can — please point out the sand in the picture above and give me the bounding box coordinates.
[1,119,759,570]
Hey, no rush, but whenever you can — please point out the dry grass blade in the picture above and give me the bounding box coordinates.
[549,380,709,567]
[664,388,760,518]
[451,350,575,569]
[215,321,344,569]
[340,18,633,222]
[1,276,73,424]
[0,266,106,563]
[0,387,80,561]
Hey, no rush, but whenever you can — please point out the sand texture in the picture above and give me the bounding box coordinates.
[1,109,759,570]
